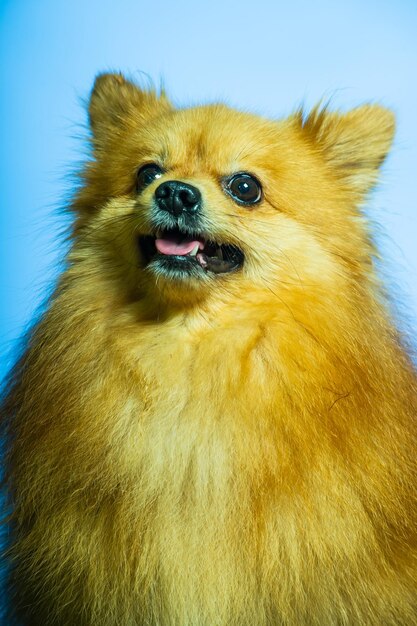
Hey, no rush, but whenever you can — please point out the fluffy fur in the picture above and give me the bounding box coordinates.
[2,73,416,625]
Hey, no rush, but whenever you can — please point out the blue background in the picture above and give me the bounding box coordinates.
[0,0,416,615]
[1,0,417,382]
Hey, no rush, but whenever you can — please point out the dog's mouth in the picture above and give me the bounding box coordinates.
[138,228,244,276]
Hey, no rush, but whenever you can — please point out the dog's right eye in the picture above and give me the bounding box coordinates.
[136,163,164,193]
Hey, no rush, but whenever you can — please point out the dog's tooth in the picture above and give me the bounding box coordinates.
[190,244,199,256]
[216,247,223,260]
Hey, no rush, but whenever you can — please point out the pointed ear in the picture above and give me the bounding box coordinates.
[299,104,395,195]
[88,72,171,143]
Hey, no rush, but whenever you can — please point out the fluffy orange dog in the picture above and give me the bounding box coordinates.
[2,73,416,625]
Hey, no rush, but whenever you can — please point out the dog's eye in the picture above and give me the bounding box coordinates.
[136,163,164,193]
[224,173,262,205]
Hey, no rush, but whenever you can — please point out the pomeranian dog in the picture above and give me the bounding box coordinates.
[2,72,416,625]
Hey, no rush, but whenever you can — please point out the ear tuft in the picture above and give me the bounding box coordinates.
[297,103,395,194]
[88,72,171,142]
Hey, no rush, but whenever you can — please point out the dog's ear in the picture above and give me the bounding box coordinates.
[88,72,171,144]
[298,104,395,196]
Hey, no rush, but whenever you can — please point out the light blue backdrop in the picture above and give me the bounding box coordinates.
[1,0,417,382]
[0,0,416,615]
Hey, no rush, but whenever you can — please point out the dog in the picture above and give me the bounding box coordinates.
[2,72,416,625]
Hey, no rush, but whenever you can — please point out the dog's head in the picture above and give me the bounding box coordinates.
[73,73,395,311]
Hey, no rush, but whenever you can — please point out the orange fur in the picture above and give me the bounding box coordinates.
[2,73,416,625]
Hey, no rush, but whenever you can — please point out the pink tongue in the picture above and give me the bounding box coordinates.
[155,235,204,256]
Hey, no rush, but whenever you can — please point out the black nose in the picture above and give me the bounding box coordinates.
[155,181,201,217]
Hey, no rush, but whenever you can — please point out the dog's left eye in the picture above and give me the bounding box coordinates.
[136,163,164,193]
[224,173,262,205]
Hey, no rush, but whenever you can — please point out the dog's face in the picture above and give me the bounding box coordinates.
[73,73,395,310]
